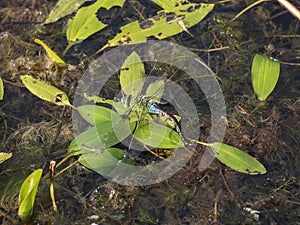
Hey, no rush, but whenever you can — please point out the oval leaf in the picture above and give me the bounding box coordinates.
[209,142,266,175]
[251,54,280,101]
[78,105,119,127]
[20,75,72,106]
[98,3,214,51]
[44,0,90,24]
[68,126,122,155]
[120,52,145,96]
[34,39,65,65]
[18,169,43,222]
[77,104,133,140]
[145,80,165,102]
[78,148,134,177]
[0,76,4,100]
[66,0,125,44]
[134,120,184,148]
[0,152,12,164]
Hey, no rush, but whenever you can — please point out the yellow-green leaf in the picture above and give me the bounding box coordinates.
[152,0,193,11]
[18,169,43,222]
[0,76,4,100]
[209,142,266,175]
[251,54,280,101]
[134,120,184,148]
[99,3,214,51]
[0,152,12,164]
[120,52,145,96]
[83,93,115,105]
[44,0,89,24]
[20,75,72,106]
[34,39,65,65]
[66,0,125,44]
[145,80,165,103]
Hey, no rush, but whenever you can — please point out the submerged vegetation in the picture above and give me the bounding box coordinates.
[0,0,299,224]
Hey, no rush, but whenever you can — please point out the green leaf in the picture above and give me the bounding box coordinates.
[69,127,107,154]
[209,142,266,175]
[83,93,115,105]
[251,54,280,101]
[78,105,118,127]
[120,52,145,96]
[0,152,12,164]
[68,117,135,155]
[20,75,72,106]
[134,120,184,148]
[0,76,4,100]
[145,80,164,102]
[34,39,66,65]
[100,3,214,50]
[152,0,191,11]
[18,169,43,222]
[66,0,125,44]
[78,148,134,177]
[77,104,134,137]
[68,126,122,154]
[44,0,90,24]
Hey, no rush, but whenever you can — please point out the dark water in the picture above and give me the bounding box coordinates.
[0,0,299,224]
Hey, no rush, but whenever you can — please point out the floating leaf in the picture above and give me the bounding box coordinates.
[34,39,65,65]
[251,54,280,101]
[98,3,214,51]
[83,93,115,105]
[68,127,110,154]
[20,75,72,106]
[18,169,43,223]
[145,80,165,103]
[209,142,266,175]
[0,152,12,164]
[66,0,125,44]
[0,76,4,100]
[78,148,134,177]
[78,105,131,134]
[68,118,135,155]
[78,105,117,126]
[152,0,183,10]
[134,120,184,148]
[120,52,145,96]
[44,0,90,24]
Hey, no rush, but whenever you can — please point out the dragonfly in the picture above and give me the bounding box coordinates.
[119,93,188,147]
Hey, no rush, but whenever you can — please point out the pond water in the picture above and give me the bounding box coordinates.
[0,0,299,224]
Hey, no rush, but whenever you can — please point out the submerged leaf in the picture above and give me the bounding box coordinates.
[66,0,125,44]
[209,142,266,175]
[252,54,280,101]
[18,169,43,222]
[120,52,145,96]
[44,0,90,24]
[99,3,214,51]
[20,75,72,106]
[0,76,4,100]
[34,39,65,65]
